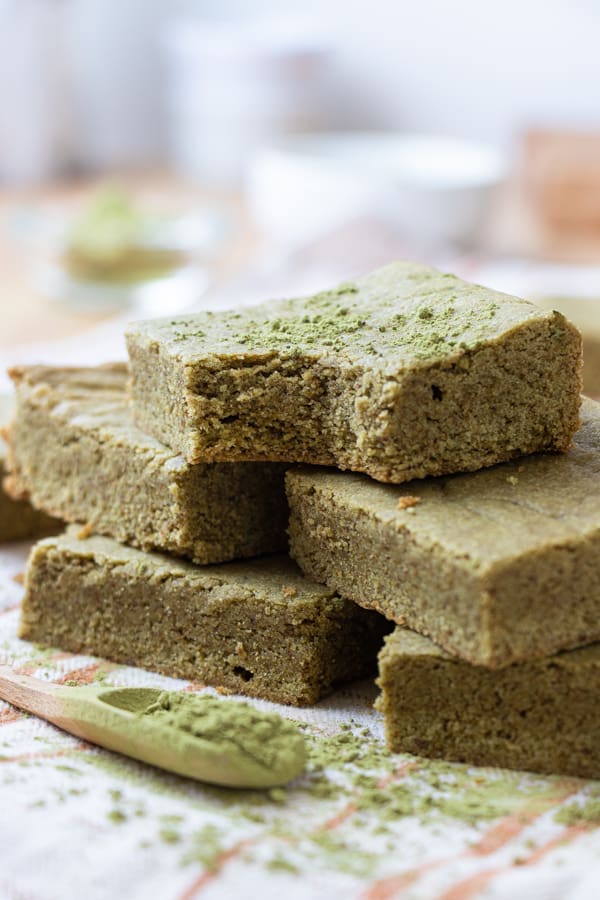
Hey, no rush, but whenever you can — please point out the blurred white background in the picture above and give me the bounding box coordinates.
[0,0,598,180]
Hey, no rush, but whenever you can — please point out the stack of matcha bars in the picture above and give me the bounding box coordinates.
[5,260,600,778]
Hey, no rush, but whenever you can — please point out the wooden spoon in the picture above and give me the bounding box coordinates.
[0,666,306,788]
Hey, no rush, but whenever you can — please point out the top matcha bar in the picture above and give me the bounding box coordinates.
[126,261,582,483]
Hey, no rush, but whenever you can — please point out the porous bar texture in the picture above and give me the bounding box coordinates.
[377,628,600,779]
[125,261,582,484]
[0,446,59,542]
[287,397,600,668]
[6,365,288,565]
[20,531,389,706]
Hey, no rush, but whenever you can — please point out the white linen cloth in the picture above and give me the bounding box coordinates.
[0,541,599,900]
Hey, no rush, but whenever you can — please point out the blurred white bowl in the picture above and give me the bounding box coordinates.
[247,132,507,247]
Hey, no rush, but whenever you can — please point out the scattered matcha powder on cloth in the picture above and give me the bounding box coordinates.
[555,797,600,826]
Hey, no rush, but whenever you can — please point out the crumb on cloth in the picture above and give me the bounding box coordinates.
[397,496,421,510]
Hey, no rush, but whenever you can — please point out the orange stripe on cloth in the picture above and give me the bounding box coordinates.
[0,742,90,764]
[177,839,253,900]
[0,706,23,725]
[437,825,588,900]
[56,663,104,685]
[0,602,20,616]
[470,782,581,856]
[364,856,450,900]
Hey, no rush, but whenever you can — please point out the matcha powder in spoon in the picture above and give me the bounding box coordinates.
[138,691,307,788]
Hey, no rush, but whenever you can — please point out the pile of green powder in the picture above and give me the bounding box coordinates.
[140,691,306,777]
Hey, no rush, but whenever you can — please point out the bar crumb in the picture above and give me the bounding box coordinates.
[397,496,421,510]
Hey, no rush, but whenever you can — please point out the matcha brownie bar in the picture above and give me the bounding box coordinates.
[0,444,59,542]
[20,531,388,705]
[6,365,288,565]
[288,397,600,668]
[377,627,600,779]
[126,261,581,483]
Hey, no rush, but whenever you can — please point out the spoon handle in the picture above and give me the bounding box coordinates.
[0,665,67,722]
[0,666,122,753]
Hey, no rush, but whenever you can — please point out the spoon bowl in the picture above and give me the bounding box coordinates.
[97,687,164,714]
